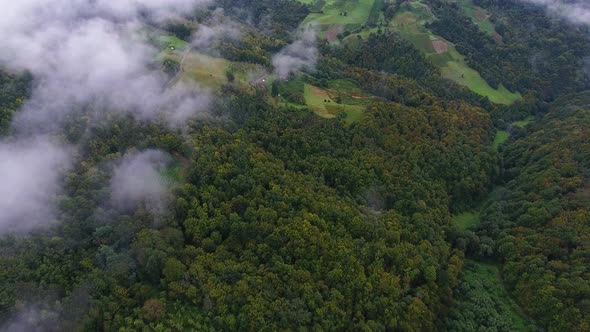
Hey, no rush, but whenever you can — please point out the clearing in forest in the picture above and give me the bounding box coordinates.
[163,51,230,88]
[301,0,377,42]
[512,116,534,128]
[303,83,365,124]
[490,116,533,150]
[456,0,501,41]
[162,155,190,184]
[154,31,265,90]
[325,24,345,42]
[181,53,229,85]
[303,0,375,26]
[453,211,480,231]
[440,58,521,105]
[493,130,510,149]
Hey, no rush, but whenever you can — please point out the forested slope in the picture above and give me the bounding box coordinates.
[0,0,589,330]
[472,92,590,331]
[0,81,500,329]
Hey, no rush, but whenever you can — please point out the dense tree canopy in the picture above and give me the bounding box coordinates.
[470,92,590,331]
[0,0,589,330]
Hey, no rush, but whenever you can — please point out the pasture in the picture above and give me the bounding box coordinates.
[440,56,521,105]
[303,83,365,125]
[154,29,267,90]
[303,0,375,27]
[162,50,230,88]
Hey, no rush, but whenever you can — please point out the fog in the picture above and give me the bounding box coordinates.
[0,306,58,332]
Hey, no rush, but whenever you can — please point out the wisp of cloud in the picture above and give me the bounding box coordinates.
[0,138,72,234]
[272,25,318,79]
[192,8,242,51]
[519,0,590,26]
[110,150,171,215]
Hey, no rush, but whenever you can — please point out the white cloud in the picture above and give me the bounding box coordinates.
[519,0,590,26]
[110,150,171,215]
[0,138,72,234]
[272,25,318,79]
[192,8,242,50]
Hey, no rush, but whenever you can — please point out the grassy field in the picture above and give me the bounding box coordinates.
[456,0,498,38]
[303,83,365,125]
[440,57,521,105]
[150,28,256,89]
[153,29,266,90]
[453,211,481,231]
[513,116,534,128]
[162,163,185,183]
[493,130,510,149]
[154,34,189,61]
[342,26,381,44]
[303,0,375,26]
[163,51,231,88]
[304,83,337,117]
[327,79,372,103]
[150,30,230,88]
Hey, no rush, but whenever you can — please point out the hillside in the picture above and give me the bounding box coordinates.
[473,92,590,331]
[0,0,589,330]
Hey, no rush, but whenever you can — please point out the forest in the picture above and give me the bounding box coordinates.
[0,0,589,331]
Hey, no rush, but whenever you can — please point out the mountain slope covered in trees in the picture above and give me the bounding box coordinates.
[0,0,588,331]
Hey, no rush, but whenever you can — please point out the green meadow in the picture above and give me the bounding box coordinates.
[154,34,189,61]
[302,0,375,26]
[457,0,497,37]
[303,83,365,125]
[440,57,521,105]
